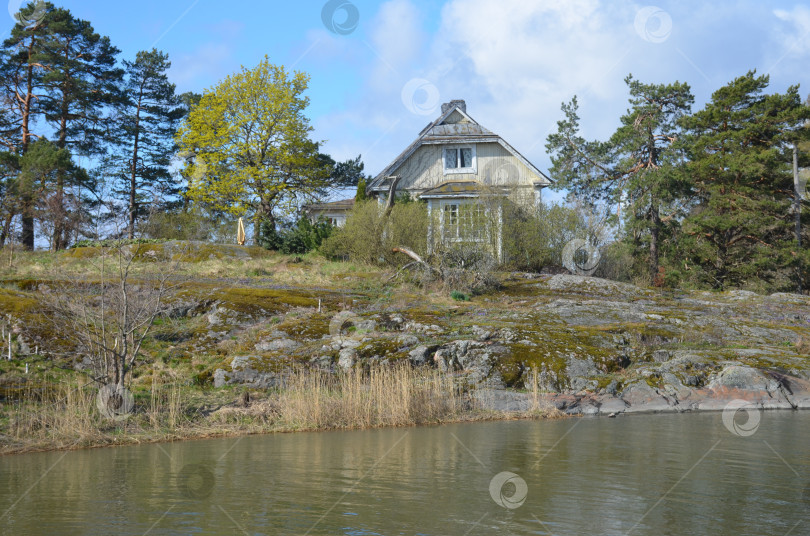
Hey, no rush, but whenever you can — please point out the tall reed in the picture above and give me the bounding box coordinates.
[272,362,462,430]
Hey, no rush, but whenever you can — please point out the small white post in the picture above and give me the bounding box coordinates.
[318,298,321,313]
[25,363,28,374]
[34,346,38,355]
[7,332,11,361]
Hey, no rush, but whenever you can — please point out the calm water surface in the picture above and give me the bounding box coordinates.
[2,412,810,535]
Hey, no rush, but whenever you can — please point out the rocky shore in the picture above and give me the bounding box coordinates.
[208,274,810,417]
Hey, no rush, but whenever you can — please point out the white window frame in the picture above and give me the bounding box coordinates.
[438,199,487,243]
[442,144,477,175]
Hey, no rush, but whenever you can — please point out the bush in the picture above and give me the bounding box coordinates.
[320,200,428,264]
[257,219,283,250]
[258,216,333,254]
[501,201,590,272]
[278,217,333,254]
[592,241,638,283]
[450,290,470,301]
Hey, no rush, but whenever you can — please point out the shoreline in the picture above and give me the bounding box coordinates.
[5,381,809,457]
[0,408,554,457]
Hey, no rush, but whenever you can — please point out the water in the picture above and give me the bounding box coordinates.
[1,412,809,535]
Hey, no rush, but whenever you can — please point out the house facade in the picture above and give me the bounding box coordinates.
[368,99,552,260]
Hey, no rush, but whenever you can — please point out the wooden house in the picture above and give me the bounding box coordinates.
[309,100,552,259]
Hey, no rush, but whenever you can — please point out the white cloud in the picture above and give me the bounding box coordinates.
[170,42,233,91]
[315,1,810,182]
[424,0,634,152]
[773,6,810,60]
[368,0,424,86]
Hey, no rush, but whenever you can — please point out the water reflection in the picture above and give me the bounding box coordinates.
[1,412,809,535]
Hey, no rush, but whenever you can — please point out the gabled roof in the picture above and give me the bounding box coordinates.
[368,100,552,191]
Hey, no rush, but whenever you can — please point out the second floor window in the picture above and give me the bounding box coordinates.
[444,146,476,173]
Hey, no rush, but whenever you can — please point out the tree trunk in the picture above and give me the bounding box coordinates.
[20,39,36,250]
[52,94,69,250]
[649,203,661,285]
[0,211,14,247]
[21,198,34,250]
[794,144,802,293]
[128,89,144,239]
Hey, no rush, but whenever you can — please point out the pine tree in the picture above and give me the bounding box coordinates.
[0,1,54,249]
[39,7,121,249]
[677,72,810,290]
[108,49,182,238]
[546,75,693,283]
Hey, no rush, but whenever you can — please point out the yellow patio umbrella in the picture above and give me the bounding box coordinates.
[236,217,246,245]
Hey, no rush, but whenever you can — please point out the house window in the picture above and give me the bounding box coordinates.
[443,146,476,174]
[442,201,486,242]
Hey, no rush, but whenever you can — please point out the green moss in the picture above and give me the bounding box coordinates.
[355,338,408,360]
[0,288,38,314]
[279,314,331,340]
[644,373,664,389]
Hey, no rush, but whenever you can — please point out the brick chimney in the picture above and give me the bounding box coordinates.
[441,99,466,114]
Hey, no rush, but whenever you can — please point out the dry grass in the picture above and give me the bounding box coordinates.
[2,381,103,451]
[0,247,383,293]
[1,364,559,455]
[269,363,463,430]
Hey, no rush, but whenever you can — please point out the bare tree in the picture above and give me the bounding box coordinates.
[44,240,181,415]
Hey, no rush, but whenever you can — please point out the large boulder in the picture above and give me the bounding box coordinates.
[213,356,281,388]
[255,338,300,353]
[707,365,779,392]
[337,348,356,371]
[620,381,675,413]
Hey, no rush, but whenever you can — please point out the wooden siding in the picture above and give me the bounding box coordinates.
[390,142,540,195]
[443,109,470,124]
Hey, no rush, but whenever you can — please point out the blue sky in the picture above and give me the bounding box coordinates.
[7,0,810,202]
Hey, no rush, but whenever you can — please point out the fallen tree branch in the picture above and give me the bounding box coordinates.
[392,247,425,264]
[391,247,443,279]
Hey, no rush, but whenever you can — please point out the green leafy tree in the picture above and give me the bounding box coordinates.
[179,57,328,242]
[108,49,183,238]
[546,75,693,283]
[676,71,810,290]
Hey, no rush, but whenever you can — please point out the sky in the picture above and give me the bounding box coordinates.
[7,0,810,203]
